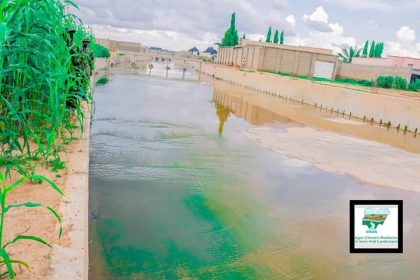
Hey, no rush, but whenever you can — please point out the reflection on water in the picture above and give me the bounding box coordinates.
[212,79,419,153]
[89,73,420,279]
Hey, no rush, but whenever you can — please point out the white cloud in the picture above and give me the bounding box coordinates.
[384,26,419,57]
[302,6,332,32]
[73,0,297,49]
[303,6,328,23]
[368,19,384,30]
[322,0,393,11]
[396,26,416,42]
[247,33,266,42]
[71,0,418,57]
[272,0,289,9]
[286,15,296,27]
[287,22,356,54]
[91,25,219,51]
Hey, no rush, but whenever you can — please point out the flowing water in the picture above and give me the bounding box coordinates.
[89,67,420,279]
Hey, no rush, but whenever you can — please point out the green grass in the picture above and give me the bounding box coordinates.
[266,71,419,92]
[266,71,374,87]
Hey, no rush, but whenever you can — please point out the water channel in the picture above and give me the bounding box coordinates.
[89,65,420,279]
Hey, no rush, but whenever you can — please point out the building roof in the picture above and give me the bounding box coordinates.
[189,47,199,52]
[204,47,217,55]
[149,47,163,51]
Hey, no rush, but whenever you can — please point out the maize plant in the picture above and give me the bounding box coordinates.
[0,0,94,167]
[0,171,63,279]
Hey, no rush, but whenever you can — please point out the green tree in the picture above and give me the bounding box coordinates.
[279,31,284,44]
[273,30,279,43]
[91,42,110,58]
[265,27,272,43]
[242,33,246,39]
[374,42,384,58]
[369,40,376,58]
[233,29,239,46]
[221,12,239,46]
[362,40,369,57]
[338,46,362,63]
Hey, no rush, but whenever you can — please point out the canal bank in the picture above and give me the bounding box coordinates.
[48,58,128,279]
[198,62,420,133]
[48,59,111,279]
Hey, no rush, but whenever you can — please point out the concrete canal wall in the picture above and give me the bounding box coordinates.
[49,57,126,280]
[199,62,420,132]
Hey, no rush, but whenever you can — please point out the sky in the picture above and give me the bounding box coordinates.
[72,0,420,57]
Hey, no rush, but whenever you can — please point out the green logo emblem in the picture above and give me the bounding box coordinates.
[362,208,389,233]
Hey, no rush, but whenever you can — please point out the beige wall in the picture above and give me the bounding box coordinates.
[337,63,412,81]
[217,44,338,79]
[95,38,147,54]
[352,56,420,69]
[239,39,333,55]
[199,63,420,131]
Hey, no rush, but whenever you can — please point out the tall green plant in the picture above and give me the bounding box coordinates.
[273,30,279,44]
[374,42,384,58]
[221,12,238,47]
[265,27,272,43]
[369,40,376,57]
[0,0,93,165]
[362,40,369,57]
[279,31,284,44]
[338,46,362,63]
[0,172,63,279]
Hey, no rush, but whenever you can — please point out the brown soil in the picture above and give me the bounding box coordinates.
[1,134,83,279]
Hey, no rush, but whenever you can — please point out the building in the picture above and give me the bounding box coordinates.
[352,56,420,69]
[350,56,420,82]
[217,39,339,79]
[149,47,163,53]
[189,47,200,56]
[95,38,147,54]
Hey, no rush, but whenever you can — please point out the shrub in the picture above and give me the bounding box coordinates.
[408,79,420,92]
[91,42,110,58]
[376,76,408,90]
[376,76,394,88]
[392,76,407,90]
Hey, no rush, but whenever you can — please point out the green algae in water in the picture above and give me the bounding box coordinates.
[94,192,264,279]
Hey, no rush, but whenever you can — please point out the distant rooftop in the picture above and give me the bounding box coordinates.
[149,47,163,51]
[204,47,217,55]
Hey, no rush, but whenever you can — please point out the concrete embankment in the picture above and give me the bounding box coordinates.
[199,62,420,132]
[48,58,120,279]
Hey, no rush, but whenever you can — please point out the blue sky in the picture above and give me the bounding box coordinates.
[73,0,419,57]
